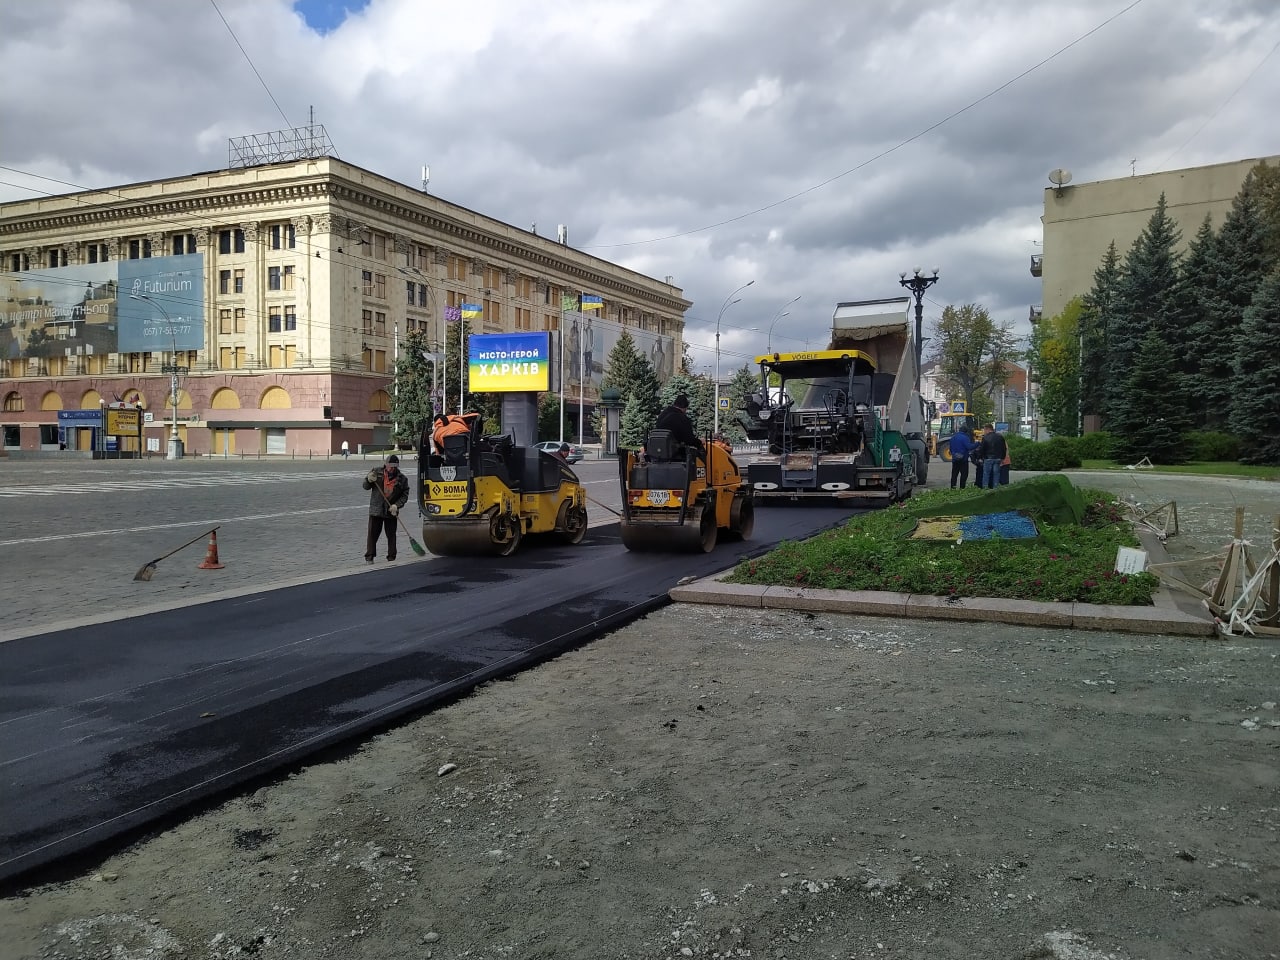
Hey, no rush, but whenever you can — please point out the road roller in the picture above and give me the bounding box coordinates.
[617,429,753,552]
[417,419,588,557]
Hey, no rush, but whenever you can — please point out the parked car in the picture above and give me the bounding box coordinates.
[535,441,585,464]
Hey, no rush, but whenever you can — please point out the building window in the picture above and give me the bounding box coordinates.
[284,305,296,331]
[374,233,387,260]
[2,391,23,412]
[405,318,418,334]
[516,276,534,299]
[172,234,196,255]
[234,229,245,253]
[362,309,373,334]
[418,284,428,308]
[219,347,245,369]
[483,299,500,328]
[269,345,286,368]
[9,253,28,271]
[269,307,282,333]
[234,269,244,294]
[219,270,231,294]
[219,228,245,253]
[126,352,153,373]
[86,245,103,265]
[375,311,386,335]
[270,224,296,250]
[362,271,373,296]
[447,256,467,281]
[219,309,233,334]
[406,280,416,306]
[268,266,281,291]
[373,350,387,373]
[411,244,428,270]
[46,250,67,268]
[128,239,140,260]
[219,230,231,254]
[544,314,559,331]
[374,273,386,298]
[235,308,246,333]
[515,307,532,331]
[283,265,295,291]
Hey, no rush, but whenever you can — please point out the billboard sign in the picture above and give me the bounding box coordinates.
[118,254,204,352]
[469,332,550,392]
[561,313,677,392]
[0,254,203,363]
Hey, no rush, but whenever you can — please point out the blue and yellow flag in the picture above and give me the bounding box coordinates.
[580,294,603,311]
[461,303,482,319]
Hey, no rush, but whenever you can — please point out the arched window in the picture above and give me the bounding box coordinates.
[40,391,64,411]
[210,388,241,409]
[260,386,292,409]
[3,391,25,412]
[369,389,391,413]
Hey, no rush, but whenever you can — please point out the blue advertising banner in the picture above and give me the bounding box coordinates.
[118,254,204,352]
[0,253,204,360]
[469,332,550,392]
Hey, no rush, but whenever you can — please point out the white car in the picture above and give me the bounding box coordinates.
[534,441,585,464]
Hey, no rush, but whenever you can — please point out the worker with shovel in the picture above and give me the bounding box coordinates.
[363,455,410,563]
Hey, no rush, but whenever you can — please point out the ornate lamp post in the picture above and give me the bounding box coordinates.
[898,267,940,395]
[714,280,754,434]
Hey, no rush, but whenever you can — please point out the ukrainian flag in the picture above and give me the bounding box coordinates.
[461,303,482,319]
[581,294,603,310]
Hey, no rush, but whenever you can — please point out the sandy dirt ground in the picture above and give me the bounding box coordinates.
[3,471,1278,960]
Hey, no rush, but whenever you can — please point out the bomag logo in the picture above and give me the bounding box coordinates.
[430,482,468,498]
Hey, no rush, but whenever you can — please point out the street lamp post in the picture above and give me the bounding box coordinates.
[767,295,801,353]
[130,293,185,460]
[714,280,754,434]
[898,267,940,395]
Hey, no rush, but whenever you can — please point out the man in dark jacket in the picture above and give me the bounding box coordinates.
[654,394,704,457]
[363,454,410,562]
[977,424,1008,490]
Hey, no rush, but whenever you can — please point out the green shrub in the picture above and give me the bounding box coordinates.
[1185,430,1241,463]
[1075,431,1117,461]
[1007,435,1081,471]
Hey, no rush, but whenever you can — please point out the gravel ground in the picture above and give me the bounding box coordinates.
[2,471,1278,960]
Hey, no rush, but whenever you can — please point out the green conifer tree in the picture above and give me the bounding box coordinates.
[1229,269,1280,464]
[1109,330,1194,464]
[1080,241,1120,425]
[619,391,650,448]
[1105,194,1183,429]
[390,328,435,447]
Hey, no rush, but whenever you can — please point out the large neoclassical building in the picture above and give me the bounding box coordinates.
[1,149,689,455]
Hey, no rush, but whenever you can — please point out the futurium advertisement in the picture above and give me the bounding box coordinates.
[0,254,204,365]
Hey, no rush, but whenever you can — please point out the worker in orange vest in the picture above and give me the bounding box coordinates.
[432,412,479,452]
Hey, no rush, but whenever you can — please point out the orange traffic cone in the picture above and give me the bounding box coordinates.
[197,530,225,570]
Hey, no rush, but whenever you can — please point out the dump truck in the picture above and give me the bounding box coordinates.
[740,297,931,503]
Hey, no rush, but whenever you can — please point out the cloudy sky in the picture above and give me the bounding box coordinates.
[1,0,1277,372]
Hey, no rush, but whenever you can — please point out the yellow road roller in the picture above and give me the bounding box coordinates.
[418,421,588,557]
[618,429,753,552]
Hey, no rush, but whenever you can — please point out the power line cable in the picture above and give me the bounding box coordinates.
[208,0,292,129]
[585,0,1146,250]
[1160,36,1280,169]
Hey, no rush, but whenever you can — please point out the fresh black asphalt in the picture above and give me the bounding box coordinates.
[0,507,852,887]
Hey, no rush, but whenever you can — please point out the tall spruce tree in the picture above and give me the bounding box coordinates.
[597,330,661,430]
[1105,194,1183,430]
[719,364,760,443]
[1080,241,1120,425]
[1178,216,1225,427]
[1252,160,1280,269]
[1110,330,1194,464]
[659,373,716,439]
[619,391,650,448]
[390,328,436,447]
[1229,269,1280,465]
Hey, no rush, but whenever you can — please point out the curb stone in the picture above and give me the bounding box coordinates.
[668,517,1216,637]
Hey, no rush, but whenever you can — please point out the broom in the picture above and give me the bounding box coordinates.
[371,470,427,557]
[134,527,220,582]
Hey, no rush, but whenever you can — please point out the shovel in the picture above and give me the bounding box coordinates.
[134,527,219,582]
[373,474,427,557]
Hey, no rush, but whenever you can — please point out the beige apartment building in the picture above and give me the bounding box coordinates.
[1034,154,1279,323]
[0,156,689,455]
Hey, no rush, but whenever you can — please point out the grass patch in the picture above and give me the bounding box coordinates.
[1075,460,1280,480]
[725,484,1160,605]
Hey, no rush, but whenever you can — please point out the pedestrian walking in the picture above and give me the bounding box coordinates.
[363,455,409,562]
[948,426,974,489]
[340,439,350,459]
[977,423,1008,490]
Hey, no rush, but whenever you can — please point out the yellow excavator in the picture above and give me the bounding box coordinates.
[617,429,753,552]
[417,418,588,557]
